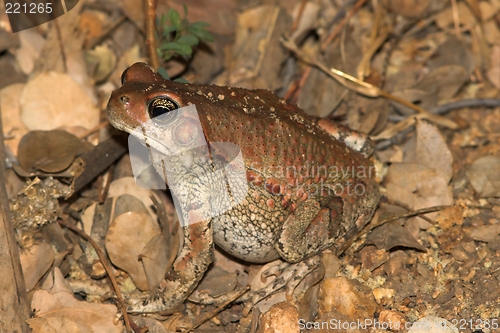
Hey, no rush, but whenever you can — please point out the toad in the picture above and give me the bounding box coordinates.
[106,62,380,313]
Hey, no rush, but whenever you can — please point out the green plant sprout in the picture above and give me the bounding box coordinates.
[157,5,214,64]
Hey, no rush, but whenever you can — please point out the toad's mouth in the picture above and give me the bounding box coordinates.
[108,117,171,156]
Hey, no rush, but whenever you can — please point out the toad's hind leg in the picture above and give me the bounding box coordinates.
[126,219,214,313]
[275,199,337,263]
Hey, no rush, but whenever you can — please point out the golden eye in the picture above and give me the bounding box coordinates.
[147,97,179,124]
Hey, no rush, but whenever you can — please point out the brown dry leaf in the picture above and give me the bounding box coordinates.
[41,268,73,294]
[466,155,500,198]
[225,5,290,90]
[15,30,45,75]
[190,266,238,299]
[17,130,90,173]
[414,120,453,183]
[79,11,104,48]
[168,0,236,37]
[20,72,100,131]
[391,65,469,115]
[0,83,28,155]
[146,194,180,290]
[483,20,500,45]
[479,1,500,21]
[435,1,476,30]
[384,0,431,18]
[427,37,474,74]
[20,242,55,291]
[412,175,454,211]
[365,221,427,251]
[28,316,93,333]
[469,224,500,243]
[105,211,161,291]
[28,289,122,333]
[140,234,171,292]
[384,163,437,207]
[384,163,453,210]
[298,34,361,118]
[108,176,158,220]
[487,45,500,89]
[122,0,144,28]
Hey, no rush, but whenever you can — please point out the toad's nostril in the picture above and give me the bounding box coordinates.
[120,95,130,103]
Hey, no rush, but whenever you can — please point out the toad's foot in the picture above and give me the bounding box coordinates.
[243,256,323,315]
[126,219,214,313]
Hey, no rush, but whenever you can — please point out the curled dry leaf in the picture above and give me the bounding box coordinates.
[414,119,453,183]
[385,119,454,213]
[466,155,500,198]
[19,242,55,291]
[28,289,122,333]
[20,72,100,131]
[140,234,171,292]
[365,221,427,252]
[17,130,90,173]
[107,176,158,220]
[105,211,161,291]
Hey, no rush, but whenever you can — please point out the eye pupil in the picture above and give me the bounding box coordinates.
[148,97,179,123]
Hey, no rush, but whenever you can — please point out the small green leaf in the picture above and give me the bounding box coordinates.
[168,9,181,29]
[162,25,177,38]
[157,67,170,80]
[174,77,189,83]
[183,4,188,18]
[188,21,210,29]
[187,26,214,42]
[160,42,185,52]
[177,35,199,46]
[176,43,192,56]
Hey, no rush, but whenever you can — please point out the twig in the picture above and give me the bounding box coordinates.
[57,219,133,333]
[321,0,367,50]
[145,0,159,69]
[451,0,462,40]
[430,98,500,115]
[54,20,68,72]
[290,0,307,33]
[281,38,459,132]
[0,96,30,332]
[337,205,454,255]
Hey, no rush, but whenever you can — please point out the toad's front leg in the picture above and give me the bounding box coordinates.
[127,218,214,313]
